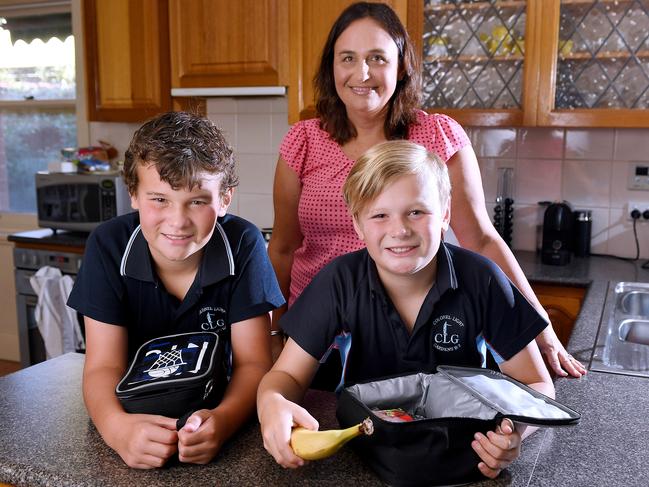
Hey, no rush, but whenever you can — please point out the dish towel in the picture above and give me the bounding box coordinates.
[29,266,85,359]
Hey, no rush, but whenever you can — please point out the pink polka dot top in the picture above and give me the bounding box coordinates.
[279,110,471,305]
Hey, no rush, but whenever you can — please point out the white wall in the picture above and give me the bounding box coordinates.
[472,126,649,258]
[206,97,290,228]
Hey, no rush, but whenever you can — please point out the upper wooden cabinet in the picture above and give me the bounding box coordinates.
[417,0,649,128]
[289,0,410,123]
[536,0,649,127]
[83,0,171,122]
[414,0,540,127]
[169,0,289,89]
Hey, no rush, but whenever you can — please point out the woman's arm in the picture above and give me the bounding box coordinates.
[446,146,585,378]
[267,157,304,360]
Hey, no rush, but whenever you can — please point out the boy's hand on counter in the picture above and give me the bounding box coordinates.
[177,409,225,464]
[472,418,521,479]
[110,413,178,469]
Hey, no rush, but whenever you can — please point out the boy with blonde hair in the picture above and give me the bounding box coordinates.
[257,140,553,480]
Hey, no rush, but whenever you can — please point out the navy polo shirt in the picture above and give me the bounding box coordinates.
[280,242,548,385]
[68,212,285,359]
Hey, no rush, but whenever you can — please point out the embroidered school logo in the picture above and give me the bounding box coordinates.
[145,343,193,378]
[431,314,464,352]
[124,334,216,385]
[199,306,227,332]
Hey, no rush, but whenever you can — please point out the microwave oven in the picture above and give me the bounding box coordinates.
[35,171,132,232]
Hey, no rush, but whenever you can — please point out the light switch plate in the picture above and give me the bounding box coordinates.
[628,162,649,190]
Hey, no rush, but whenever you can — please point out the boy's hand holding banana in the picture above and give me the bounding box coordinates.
[290,418,374,461]
[259,394,321,469]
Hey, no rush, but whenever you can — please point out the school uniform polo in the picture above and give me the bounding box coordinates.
[280,242,548,385]
[68,212,284,360]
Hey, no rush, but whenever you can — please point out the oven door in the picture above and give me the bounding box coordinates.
[15,268,84,366]
[16,294,46,367]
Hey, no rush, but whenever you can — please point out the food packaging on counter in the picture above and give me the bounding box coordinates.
[336,366,580,487]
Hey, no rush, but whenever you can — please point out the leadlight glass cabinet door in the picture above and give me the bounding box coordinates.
[416,0,540,126]
[537,0,649,127]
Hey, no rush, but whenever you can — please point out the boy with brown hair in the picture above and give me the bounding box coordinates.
[257,140,553,479]
[68,111,284,468]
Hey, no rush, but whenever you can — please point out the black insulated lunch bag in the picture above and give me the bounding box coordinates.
[336,365,580,487]
[116,332,226,423]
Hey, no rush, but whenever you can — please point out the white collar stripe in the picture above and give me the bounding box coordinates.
[120,225,142,277]
[214,221,235,275]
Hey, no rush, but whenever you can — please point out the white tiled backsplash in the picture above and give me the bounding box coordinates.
[206,97,289,228]
[91,100,649,259]
[472,126,649,259]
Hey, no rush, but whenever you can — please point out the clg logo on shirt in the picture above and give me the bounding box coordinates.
[432,314,464,352]
[199,306,227,332]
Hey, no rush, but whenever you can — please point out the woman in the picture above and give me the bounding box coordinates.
[268,1,584,378]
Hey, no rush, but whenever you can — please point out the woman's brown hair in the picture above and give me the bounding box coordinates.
[314,2,421,145]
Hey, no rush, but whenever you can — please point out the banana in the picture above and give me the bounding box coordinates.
[290,417,374,460]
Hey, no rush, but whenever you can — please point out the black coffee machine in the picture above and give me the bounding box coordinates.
[541,201,573,265]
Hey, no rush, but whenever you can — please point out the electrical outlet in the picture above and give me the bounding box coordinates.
[626,201,649,221]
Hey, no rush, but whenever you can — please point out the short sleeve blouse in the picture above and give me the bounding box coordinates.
[279,110,471,305]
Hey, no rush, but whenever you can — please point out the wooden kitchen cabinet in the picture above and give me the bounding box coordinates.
[536,0,649,127]
[169,0,289,89]
[413,0,540,127]
[531,283,586,347]
[289,0,410,123]
[417,0,649,127]
[83,0,172,122]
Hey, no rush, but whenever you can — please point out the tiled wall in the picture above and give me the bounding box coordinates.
[206,97,289,229]
[91,101,649,259]
[472,126,649,258]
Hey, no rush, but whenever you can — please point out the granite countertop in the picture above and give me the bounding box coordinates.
[0,354,383,487]
[8,229,88,249]
[1,251,649,486]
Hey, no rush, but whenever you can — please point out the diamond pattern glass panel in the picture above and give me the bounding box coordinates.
[556,0,649,109]
[422,0,527,110]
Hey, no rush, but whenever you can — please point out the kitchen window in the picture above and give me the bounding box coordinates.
[0,1,77,214]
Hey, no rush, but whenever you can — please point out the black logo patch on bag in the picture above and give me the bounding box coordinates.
[116,332,226,418]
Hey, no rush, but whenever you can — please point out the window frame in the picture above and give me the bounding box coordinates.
[0,0,88,226]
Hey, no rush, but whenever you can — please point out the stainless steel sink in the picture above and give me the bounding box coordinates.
[591,282,649,377]
[618,319,649,346]
[619,291,649,315]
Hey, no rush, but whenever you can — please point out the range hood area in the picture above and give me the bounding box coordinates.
[171,87,286,97]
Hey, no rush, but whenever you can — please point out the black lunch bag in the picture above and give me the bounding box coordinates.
[116,332,227,425]
[336,365,580,487]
